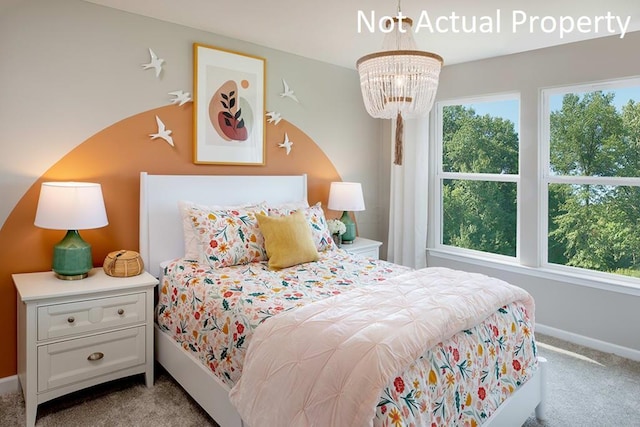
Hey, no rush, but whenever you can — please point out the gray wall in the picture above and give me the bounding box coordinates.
[0,0,385,242]
[427,32,640,356]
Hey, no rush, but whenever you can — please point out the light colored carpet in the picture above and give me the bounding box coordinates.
[0,369,217,426]
[1,333,638,426]
[522,334,640,427]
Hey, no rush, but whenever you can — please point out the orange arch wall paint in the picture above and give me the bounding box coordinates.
[0,104,343,378]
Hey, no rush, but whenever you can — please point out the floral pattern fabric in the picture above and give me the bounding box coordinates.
[184,203,269,268]
[156,250,537,426]
[374,301,537,426]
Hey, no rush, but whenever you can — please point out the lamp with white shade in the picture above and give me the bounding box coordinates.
[327,182,365,244]
[34,182,108,280]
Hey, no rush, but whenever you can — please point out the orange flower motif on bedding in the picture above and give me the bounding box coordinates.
[445,372,455,386]
[388,408,402,427]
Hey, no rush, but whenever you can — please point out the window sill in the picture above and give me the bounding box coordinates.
[427,248,640,297]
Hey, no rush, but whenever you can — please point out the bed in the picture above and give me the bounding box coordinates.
[139,172,547,427]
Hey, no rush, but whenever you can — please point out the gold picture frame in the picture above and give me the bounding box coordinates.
[193,43,266,165]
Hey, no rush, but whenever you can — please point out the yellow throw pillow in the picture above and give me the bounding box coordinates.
[256,210,319,269]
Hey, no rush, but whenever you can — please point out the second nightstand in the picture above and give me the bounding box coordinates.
[341,237,382,259]
[14,268,158,427]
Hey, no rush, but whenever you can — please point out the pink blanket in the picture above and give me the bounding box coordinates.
[229,267,534,427]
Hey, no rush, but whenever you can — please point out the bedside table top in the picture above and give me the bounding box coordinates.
[342,237,382,250]
[13,268,158,302]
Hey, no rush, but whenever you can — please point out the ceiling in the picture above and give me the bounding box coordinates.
[12,0,640,68]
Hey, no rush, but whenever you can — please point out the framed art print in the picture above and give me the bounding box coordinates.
[193,43,266,165]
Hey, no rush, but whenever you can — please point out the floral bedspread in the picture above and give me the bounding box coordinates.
[156,250,537,426]
[373,300,536,426]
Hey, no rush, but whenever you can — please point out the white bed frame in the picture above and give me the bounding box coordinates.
[139,172,547,427]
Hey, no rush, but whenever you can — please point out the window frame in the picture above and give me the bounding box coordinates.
[539,77,640,277]
[433,92,522,262]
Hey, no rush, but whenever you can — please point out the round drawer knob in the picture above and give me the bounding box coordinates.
[117,308,124,315]
[67,316,75,324]
[87,352,104,361]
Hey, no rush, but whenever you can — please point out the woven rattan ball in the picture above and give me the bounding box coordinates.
[103,250,144,277]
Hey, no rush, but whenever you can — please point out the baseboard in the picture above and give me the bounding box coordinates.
[536,323,640,362]
[0,375,20,396]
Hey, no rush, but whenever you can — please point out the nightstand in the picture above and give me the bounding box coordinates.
[341,237,382,259]
[14,268,158,427]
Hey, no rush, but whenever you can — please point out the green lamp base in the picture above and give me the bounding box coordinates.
[340,211,356,244]
[52,230,93,280]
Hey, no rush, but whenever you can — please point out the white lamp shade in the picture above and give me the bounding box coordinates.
[327,182,365,212]
[35,182,108,230]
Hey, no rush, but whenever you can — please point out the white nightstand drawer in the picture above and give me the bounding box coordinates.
[38,293,146,340]
[351,247,379,259]
[37,326,146,392]
[342,237,382,260]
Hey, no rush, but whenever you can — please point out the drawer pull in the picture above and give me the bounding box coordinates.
[117,308,124,315]
[67,316,75,324]
[87,352,104,361]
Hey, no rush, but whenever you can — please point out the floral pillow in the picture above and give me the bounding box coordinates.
[268,202,335,252]
[182,202,268,268]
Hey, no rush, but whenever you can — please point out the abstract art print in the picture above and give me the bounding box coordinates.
[193,43,266,165]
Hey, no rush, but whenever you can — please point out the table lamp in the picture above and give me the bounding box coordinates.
[327,182,365,244]
[34,182,108,280]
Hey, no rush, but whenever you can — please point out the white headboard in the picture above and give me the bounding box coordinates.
[139,172,308,277]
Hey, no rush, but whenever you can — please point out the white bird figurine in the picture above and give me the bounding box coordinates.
[266,111,282,125]
[150,115,174,146]
[168,90,192,106]
[279,79,299,103]
[278,132,293,155]
[142,48,164,78]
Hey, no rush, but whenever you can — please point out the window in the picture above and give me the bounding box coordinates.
[435,95,520,258]
[542,79,640,279]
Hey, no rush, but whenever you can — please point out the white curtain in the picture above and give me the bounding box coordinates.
[387,117,429,269]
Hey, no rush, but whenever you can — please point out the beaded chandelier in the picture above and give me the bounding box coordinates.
[356,10,443,165]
